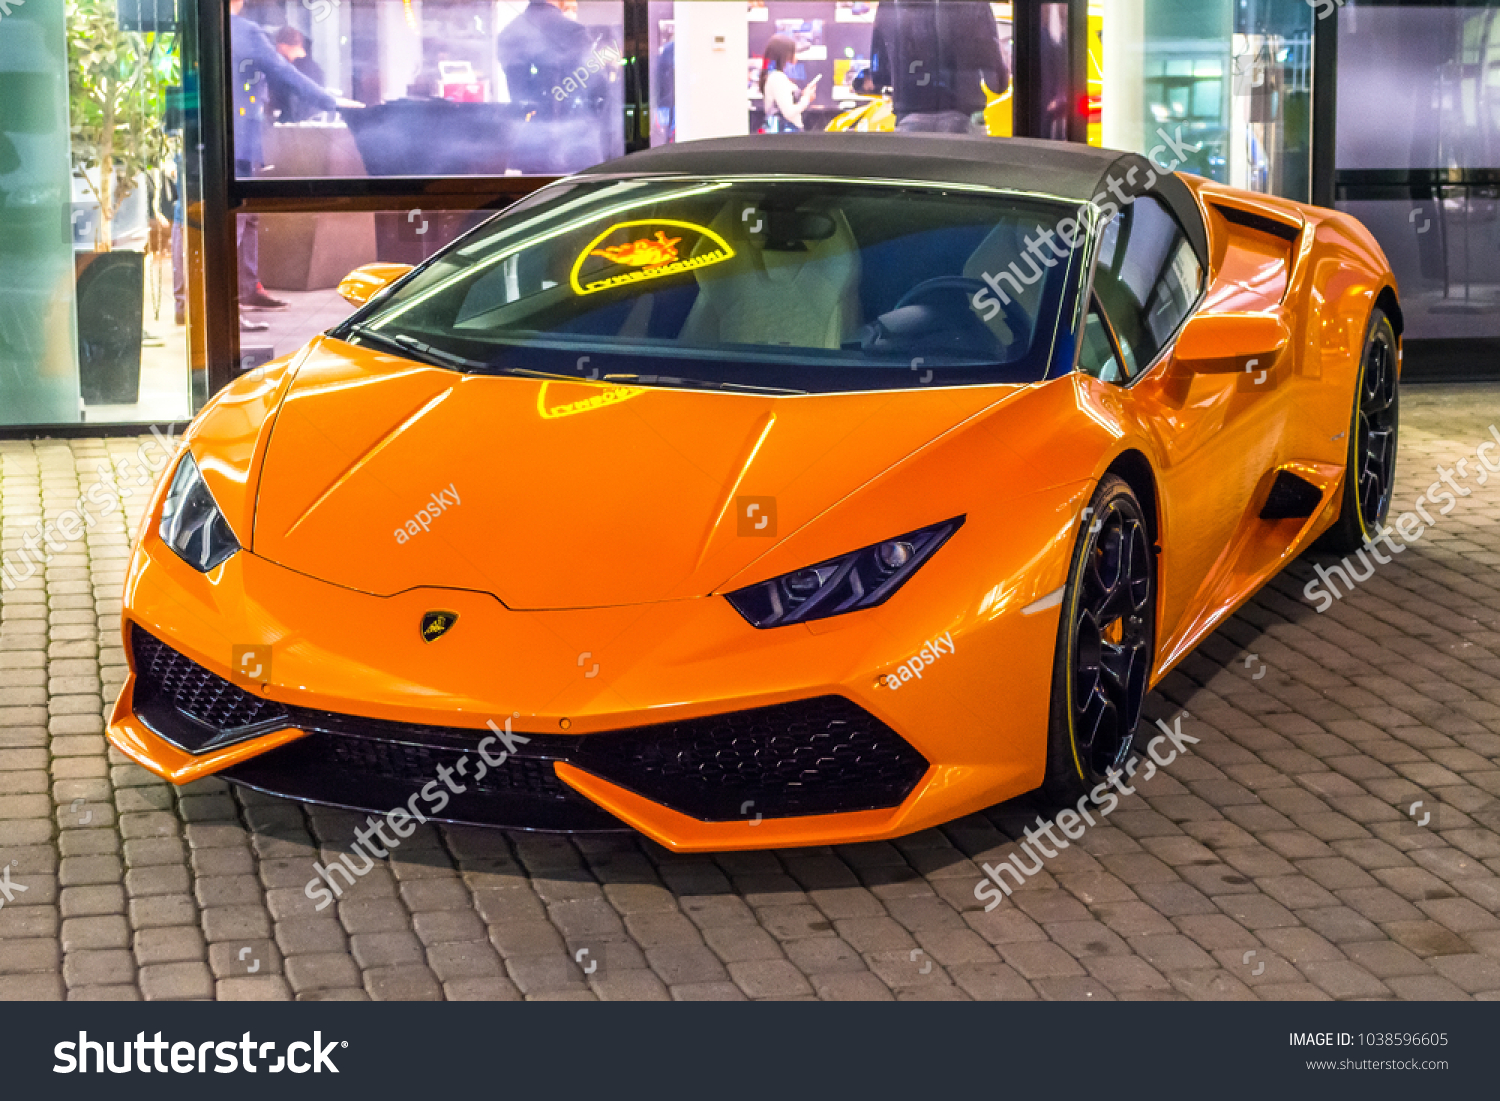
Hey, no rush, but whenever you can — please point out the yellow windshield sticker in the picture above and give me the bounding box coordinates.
[570,219,735,296]
[535,380,645,420]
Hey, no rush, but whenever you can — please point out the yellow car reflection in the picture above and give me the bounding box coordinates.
[830,7,1102,144]
[827,85,1015,138]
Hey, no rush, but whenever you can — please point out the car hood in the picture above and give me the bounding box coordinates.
[249,339,1022,609]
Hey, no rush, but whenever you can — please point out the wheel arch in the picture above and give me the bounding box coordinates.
[1104,448,1160,550]
[1374,284,1404,341]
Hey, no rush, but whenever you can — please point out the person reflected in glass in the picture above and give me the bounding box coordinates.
[496,0,611,174]
[759,34,819,133]
[863,0,1007,135]
[268,26,330,123]
[229,0,360,320]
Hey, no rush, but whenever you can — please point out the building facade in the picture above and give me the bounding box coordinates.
[0,0,1491,432]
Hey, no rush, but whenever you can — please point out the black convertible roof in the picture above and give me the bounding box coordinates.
[581,133,1208,266]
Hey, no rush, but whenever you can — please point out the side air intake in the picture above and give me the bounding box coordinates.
[1259,469,1323,520]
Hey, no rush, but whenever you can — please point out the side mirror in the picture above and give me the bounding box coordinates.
[338,262,415,307]
[1170,310,1291,374]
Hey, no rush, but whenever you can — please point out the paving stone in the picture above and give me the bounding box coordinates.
[783,935,866,975]
[0,937,61,973]
[810,972,896,1001]
[61,915,129,951]
[646,944,730,986]
[364,965,443,1001]
[62,949,133,987]
[997,940,1087,980]
[425,941,504,982]
[216,976,293,1000]
[1299,960,1392,999]
[728,959,815,998]
[703,924,785,963]
[134,926,207,966]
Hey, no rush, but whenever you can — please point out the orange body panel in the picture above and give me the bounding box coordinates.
[108,167,1399,851]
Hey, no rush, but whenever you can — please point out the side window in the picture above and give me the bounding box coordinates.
[1092,196,1203,378]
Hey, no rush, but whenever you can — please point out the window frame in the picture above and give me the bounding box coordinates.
[1079,193,1207,388]
[1077,292,1129,383]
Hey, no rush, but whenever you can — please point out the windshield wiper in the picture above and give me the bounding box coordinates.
[342,325,487,371]
[489,366,594,382]
[602,373,806,396]
[389,333,487,371]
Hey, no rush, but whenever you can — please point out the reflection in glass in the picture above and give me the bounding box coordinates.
[232,0,624,180]
[235,208,486,374]
[1100,0,1312,201]
[1338,3,1500,345]
[0,0,79,423]
[649,1,1014,144]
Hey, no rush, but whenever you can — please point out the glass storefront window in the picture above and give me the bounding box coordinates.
[1,0,194,426]
[1,0,79,424]
[231,0,625,179]
[1099,0,1313,202]
[234,205,493,368]
[649,1,1015,144]
[1337,2,1500,349]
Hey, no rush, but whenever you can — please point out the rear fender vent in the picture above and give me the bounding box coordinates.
[1210,201,1303,244]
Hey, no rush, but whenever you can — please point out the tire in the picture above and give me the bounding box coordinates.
[1041,474,1157,806]
[1319,308,1400,554]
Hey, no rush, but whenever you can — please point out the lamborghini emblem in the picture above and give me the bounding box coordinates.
[421,611,458,642]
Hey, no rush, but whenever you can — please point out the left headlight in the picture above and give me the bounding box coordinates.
[725,517,964,629]
[158,451,240,572]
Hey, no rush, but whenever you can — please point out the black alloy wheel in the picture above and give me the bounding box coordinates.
[1321,308,1400,553]
[1043,474,1156,802]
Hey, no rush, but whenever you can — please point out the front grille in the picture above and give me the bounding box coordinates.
[221,729,620,832]
[312,724,574,801]
[131,628,288,752]
[571,696,929,821]
[132,632,928,823]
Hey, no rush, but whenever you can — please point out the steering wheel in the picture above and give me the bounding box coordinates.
[895,275,1031,348]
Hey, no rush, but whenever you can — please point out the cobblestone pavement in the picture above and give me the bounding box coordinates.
[1,384,1499,1002]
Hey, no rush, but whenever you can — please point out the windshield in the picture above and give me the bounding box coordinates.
[334,176,1083,393]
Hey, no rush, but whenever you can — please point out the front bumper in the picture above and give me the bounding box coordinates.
[110,519,1069,851]
[127,623,929,829]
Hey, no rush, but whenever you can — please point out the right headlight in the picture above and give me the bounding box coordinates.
[724,517,963,628]
[158,451,240,572]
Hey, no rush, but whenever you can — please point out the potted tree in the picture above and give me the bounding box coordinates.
[66,0,177,405]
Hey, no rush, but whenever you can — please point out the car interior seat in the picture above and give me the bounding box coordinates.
[961,218,1046,350]
[676,202,863,350]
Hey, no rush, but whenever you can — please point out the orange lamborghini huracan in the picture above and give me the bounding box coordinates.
[109,135,1401,852]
